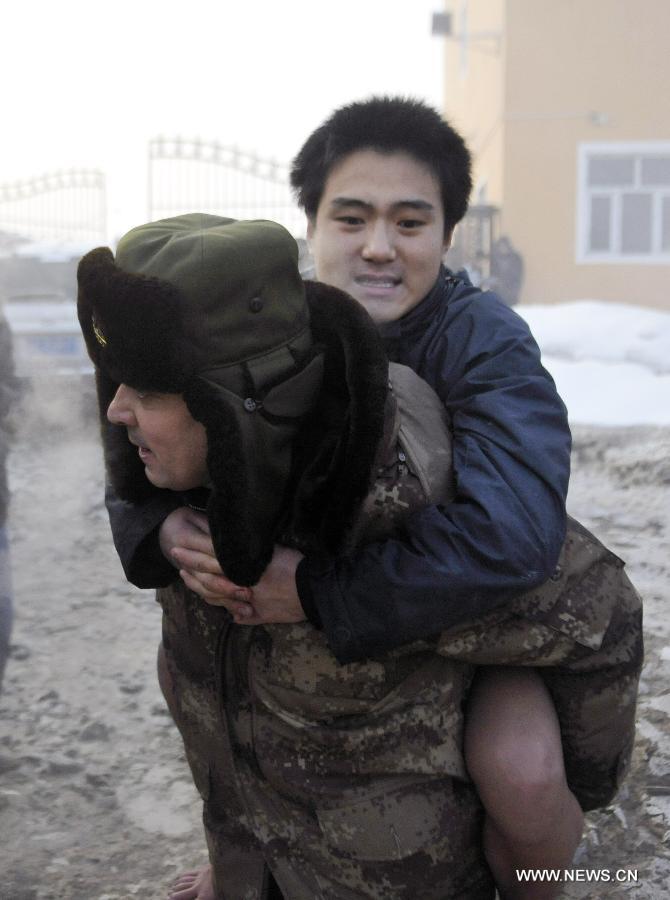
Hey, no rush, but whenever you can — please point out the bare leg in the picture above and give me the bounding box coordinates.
[158,643,216,900]
[464,667,584,900]
[168,866,215,900]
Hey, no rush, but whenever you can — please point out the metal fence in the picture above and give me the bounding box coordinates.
[0,169,107,245]
[147,137,305,236]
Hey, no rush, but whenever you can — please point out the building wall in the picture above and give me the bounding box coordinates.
[441,0,670,309]
[442,0,506,206]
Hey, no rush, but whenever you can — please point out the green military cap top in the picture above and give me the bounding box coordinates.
[78,213,313,396]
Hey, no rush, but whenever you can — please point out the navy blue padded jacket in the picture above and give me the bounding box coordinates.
[297,268,570,662]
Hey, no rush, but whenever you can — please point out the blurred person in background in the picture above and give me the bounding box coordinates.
[0,307,20,695]
[484,235,524,307]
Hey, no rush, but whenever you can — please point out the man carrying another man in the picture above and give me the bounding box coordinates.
[90,98,642,899]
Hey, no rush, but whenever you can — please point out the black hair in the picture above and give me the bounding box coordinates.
[290,96,472,234]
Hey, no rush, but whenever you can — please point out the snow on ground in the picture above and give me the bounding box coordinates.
[517,300,670,426]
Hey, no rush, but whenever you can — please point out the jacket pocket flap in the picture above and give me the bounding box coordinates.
[316,780,452,861]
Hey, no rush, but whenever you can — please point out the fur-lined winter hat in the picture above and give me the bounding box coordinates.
[77,214,388,584]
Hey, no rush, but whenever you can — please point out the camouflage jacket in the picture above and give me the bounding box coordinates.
[158,363,642,899]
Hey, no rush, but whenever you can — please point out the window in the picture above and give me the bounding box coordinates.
[577,142,670,263]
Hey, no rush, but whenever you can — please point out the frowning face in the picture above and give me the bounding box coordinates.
[307,149,452,324]
[107,385,208,492]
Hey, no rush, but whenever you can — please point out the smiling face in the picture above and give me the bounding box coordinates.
[106,385,209,492]
[307,150,452,324]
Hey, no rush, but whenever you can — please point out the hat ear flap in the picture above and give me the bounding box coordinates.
[184,379,276,586]
[285,281,389,551]
[184,353,328,586]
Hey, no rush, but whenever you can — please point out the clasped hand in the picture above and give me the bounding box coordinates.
[159,507,306,625]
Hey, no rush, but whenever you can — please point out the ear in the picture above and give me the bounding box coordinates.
[306,216,316,243]
[442,227,455,254]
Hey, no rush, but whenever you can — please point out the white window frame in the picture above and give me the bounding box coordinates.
[576,140,670,265]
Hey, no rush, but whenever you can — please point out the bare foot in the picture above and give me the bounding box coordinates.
[168,865,215,900]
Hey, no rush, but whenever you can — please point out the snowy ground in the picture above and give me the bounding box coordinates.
[518,301,670,427]
[0,300,669,899]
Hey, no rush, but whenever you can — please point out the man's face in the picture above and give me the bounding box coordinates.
[107,385,208,492]
[307,149,452,324]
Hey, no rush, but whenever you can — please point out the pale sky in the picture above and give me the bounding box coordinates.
[2,0,445,238]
